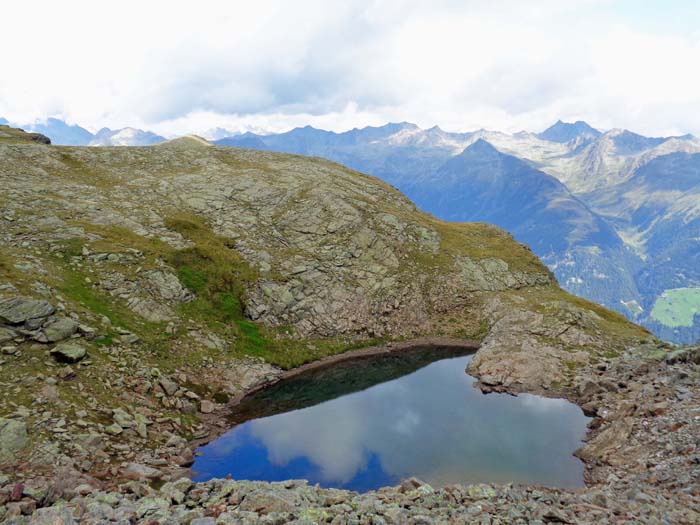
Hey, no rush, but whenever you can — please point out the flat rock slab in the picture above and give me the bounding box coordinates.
[51,342,87,363]
[0,296,55,325]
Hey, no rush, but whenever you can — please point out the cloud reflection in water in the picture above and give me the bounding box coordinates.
[194,355,589,491]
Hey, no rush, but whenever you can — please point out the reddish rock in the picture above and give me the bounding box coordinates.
[10,483,23,502]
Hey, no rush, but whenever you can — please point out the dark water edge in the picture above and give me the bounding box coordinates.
[193,347,590,491]
[229,345,476,424]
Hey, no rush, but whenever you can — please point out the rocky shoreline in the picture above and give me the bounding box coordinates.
[2,339,699,523]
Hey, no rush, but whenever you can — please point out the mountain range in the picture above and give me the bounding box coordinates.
[0,117,167,146]
[212,121,700,343]
[4,116,698,343]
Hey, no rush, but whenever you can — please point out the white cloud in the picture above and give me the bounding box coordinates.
[1,0,699,136]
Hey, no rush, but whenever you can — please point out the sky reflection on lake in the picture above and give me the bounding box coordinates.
[193,353,589,491]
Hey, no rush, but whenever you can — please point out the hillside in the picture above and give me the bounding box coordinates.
[209,121,700,343]
[1,127,699,524]
[0,126,651,479]
[586,152,700,342]
[408,140,644,316]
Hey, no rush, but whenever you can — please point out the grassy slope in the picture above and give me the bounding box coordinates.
[651,287,700,327]
[0,131,656,455]
[0,135,650,372]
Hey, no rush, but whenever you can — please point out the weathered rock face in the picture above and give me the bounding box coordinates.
[467,295,622,394]
[0,297,55,325]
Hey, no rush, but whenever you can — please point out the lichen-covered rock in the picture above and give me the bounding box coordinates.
[50,343,86,363]
[0,297,54,325]
[42,317,79,342]
[665,345,700,364]
[142,269,190,301]
[0,418,28,463]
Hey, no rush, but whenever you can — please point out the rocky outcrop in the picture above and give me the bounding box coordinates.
[0,125,50,145]
[0,297,55,326]
[467,295,625,395]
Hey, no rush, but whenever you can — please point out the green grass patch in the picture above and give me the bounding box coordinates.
[94,333,116,347]
[166,213,256,328]
[235,319,266,355]
[176,266,208,292]
[651,287,700,328]
[57,269,130,328]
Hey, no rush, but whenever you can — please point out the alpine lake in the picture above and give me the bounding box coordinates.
[192,346,590,492]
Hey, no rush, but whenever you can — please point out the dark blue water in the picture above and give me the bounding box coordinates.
[193,349,590,491]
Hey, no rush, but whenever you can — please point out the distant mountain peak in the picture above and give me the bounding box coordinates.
[158,135,211,149]
[462,138,501,155]
[371,122,419,133]
[538,120,601,143]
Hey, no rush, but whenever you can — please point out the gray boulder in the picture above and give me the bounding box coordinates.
[143,270,188,301]
[158,377,178,396]
[0,297,55,325]
[0,418,28,463]
[665,345,700,365]
[50,342,87,363]
[43,317,79,342]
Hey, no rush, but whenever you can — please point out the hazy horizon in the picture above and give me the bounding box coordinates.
[3,1,700,138]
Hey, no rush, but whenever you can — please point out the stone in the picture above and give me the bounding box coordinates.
[122,463,163,481]
[120,333,140,344]
[112,408,134,429]
[135,421,148,439]
[136,497,170,518]
[43,317,79,342]
[0,418,28,462]
[105,423,123,435]
[199,400,216,414]
[158,377,178,396]
[77,324,97,339]
[1,345,17,356]
[24,506,74,524]
[238,490,296,514]
[666,345,700,365]
[0,327,16,344]
[0,297,55,325]
[143,270,188,301]
[159,481,187,504]
[128,297,174,323]
[50,343,87,363]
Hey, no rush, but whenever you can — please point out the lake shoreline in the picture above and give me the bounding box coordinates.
[227,336,480,408]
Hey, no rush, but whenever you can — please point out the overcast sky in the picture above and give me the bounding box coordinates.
[2,0,699,137]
